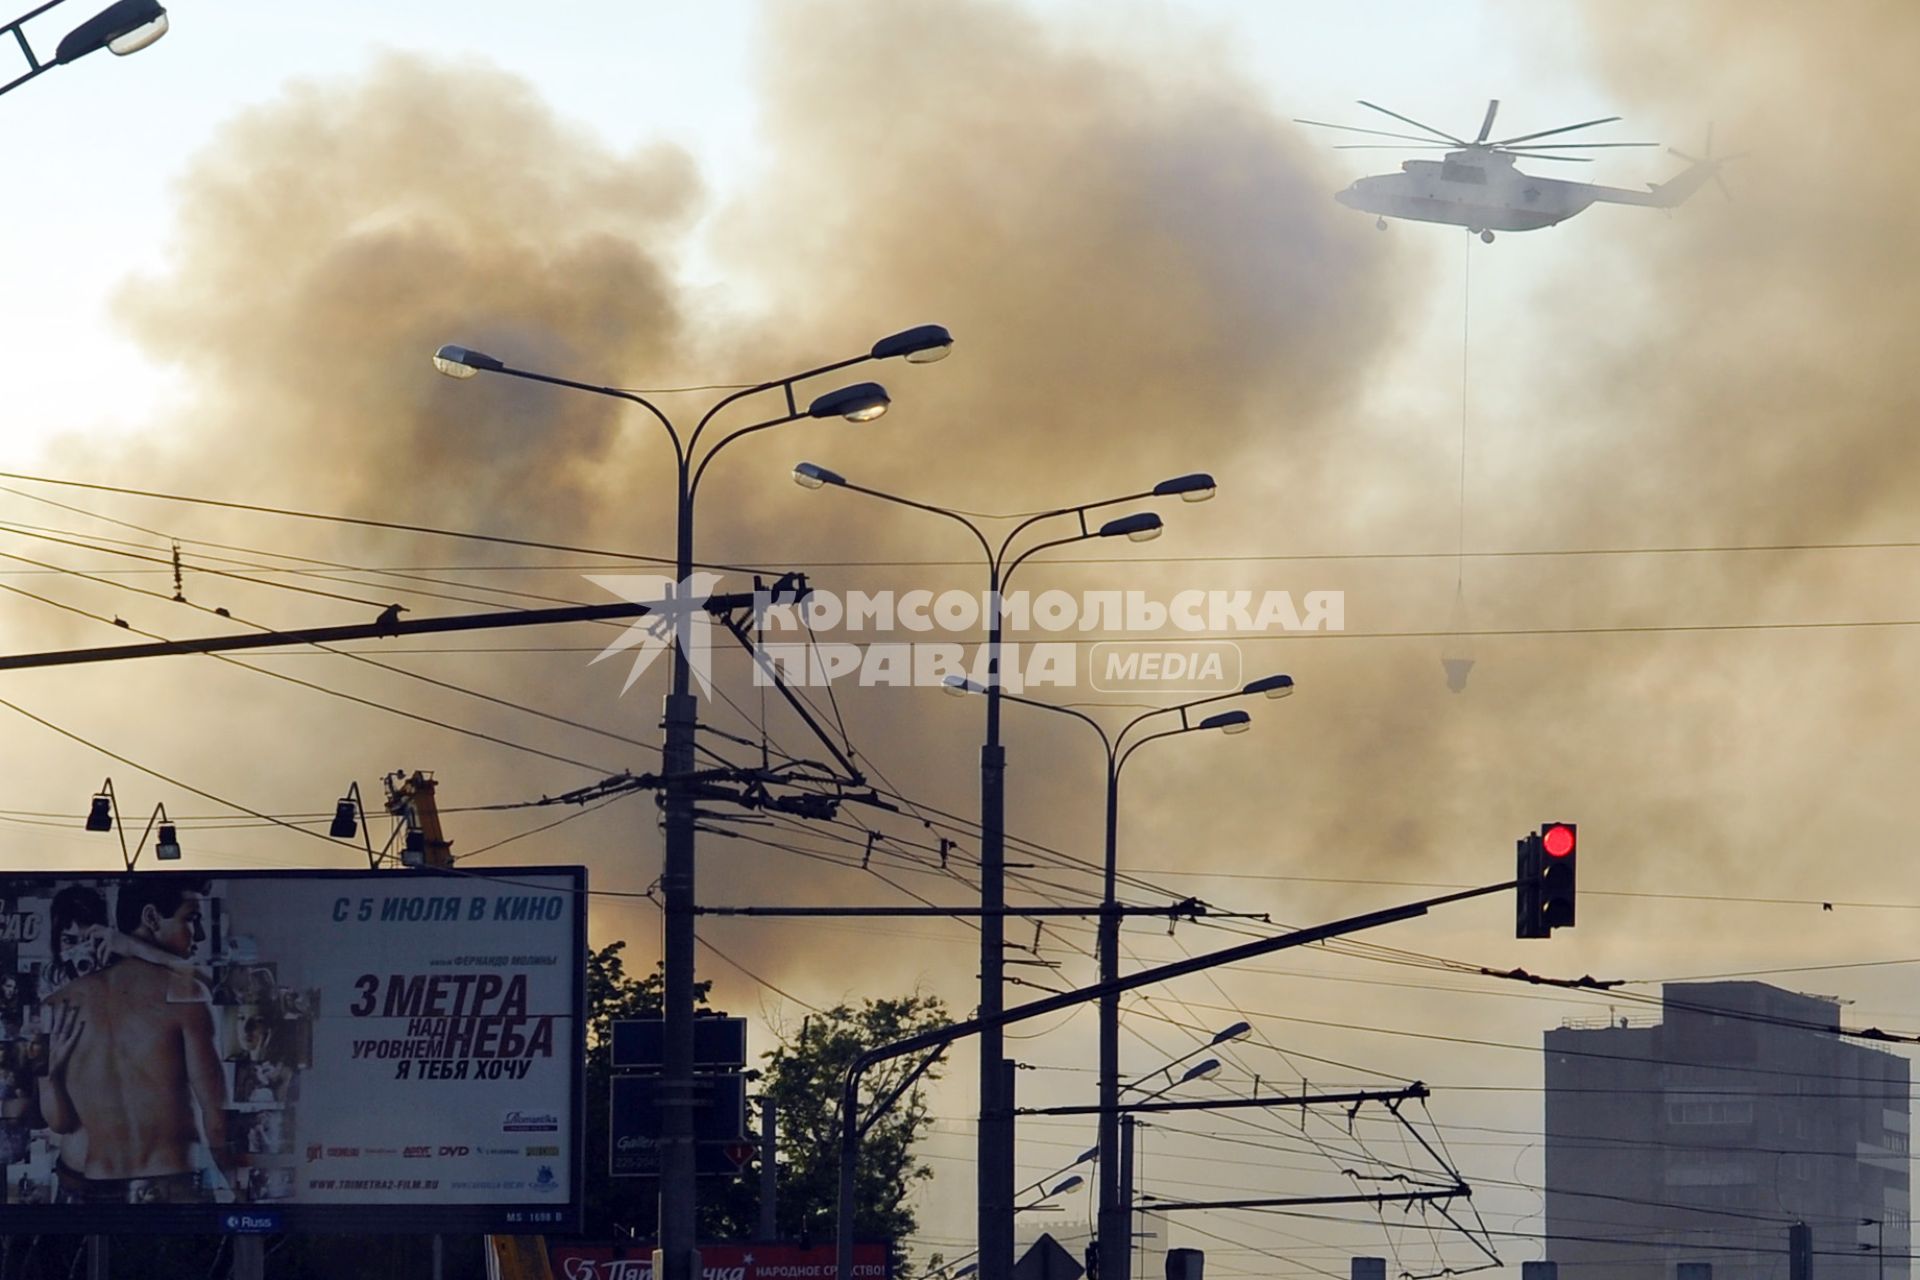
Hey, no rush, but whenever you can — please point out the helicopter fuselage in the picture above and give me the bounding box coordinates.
[1336,152,1620,233]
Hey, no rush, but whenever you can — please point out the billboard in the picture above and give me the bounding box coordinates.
[0,867,584,1233]
[548,1242,892,1280]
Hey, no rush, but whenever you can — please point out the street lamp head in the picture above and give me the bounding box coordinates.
[1075,1144,1099,1165]
[1200,710,1252,735]
[1210,1020,1253,1045]
[942,674,986,698]
[1098,512,1164,543]
[56,0,168,63]
[792,462,846,490]
[1180,1057,1222,1084]
[870,324,954,364]
[808,382,891,422]
[431,344,505,379]
[1153,472,1218,503]
[1047,1175,1085,1196]
[1243,673,1295,699]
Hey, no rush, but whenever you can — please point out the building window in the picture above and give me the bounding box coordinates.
[1667,1098,1755,1126]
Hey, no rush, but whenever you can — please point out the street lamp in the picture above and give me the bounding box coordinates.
[2,0,168,98]
[81,777,181,868]
[434,322,951,1280]
[1122,1021,1252,1095]
[1136,1058,1222,1105]
[1015,1174,1085,1214]
[794,463,1212,1280]
[944,678,1289,1280]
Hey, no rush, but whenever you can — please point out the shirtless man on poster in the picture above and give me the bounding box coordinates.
[38,876,234,1204]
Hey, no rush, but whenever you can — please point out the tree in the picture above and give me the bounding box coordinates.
[581,946,947,1273]
[759,994,948,1270]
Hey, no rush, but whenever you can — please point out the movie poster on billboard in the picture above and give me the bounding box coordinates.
[0,867,584,1233]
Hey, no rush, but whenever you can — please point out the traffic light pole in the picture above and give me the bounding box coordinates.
[834,878,1517,1280]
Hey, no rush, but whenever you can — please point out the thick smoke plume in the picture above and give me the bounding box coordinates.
[45,2,1415,1000]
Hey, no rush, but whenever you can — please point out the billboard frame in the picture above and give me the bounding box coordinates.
[0,864,587,1236]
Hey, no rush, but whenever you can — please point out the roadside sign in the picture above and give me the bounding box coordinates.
[611,1073,750,1177]
[1013,1233,1082,1280]
[612,1017,748,1071]
[612,1137,756,1179]
[611,1073,746,1142]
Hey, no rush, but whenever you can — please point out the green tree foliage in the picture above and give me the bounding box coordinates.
[759,993,948,1266]
[581,946,945,1267]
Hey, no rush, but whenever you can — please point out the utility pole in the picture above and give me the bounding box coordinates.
[758,1100,778,1242]
[382,770,452,1280]
[1117,1115,1135,1280]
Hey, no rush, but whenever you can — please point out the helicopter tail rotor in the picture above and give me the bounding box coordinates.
[1667,125,1744,201]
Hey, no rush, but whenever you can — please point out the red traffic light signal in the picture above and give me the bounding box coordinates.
[1538,822,1577,930]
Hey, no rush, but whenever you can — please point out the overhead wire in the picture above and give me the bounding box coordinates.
[0,469,785,576]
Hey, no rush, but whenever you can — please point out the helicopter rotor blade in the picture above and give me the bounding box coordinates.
[1356,100,1469,146]
[1332,144,1452,150]
[1475,99,1500,144]
[1492,115,1624,146]
[1502,151,1593,163]
[1508,141,1660,149]
[1294,118,1460,145]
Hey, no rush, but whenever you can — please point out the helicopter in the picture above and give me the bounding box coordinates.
[1297,100,1735,242]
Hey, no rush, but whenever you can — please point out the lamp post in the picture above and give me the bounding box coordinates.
[435,323,951,1280]
[942,679,1288,1280]
[792,462,1214,1280]
[1,0,167,98]
[1863,1217,1886,1280]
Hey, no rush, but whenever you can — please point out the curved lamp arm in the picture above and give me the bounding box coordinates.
[432,346,684,465]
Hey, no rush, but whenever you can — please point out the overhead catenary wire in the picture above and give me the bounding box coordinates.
[0,468,776,576]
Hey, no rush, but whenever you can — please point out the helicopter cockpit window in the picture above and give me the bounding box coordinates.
[1440,160,1487,185]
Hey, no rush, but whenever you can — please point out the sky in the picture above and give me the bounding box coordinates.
[2,0,1918,1275]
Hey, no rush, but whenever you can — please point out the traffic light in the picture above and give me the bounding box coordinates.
[1539,823,1577,931]
[1515,834,1544,938]
[1516,823,1577,938]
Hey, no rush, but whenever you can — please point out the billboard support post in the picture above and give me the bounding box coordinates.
[231,1234,263,1280]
